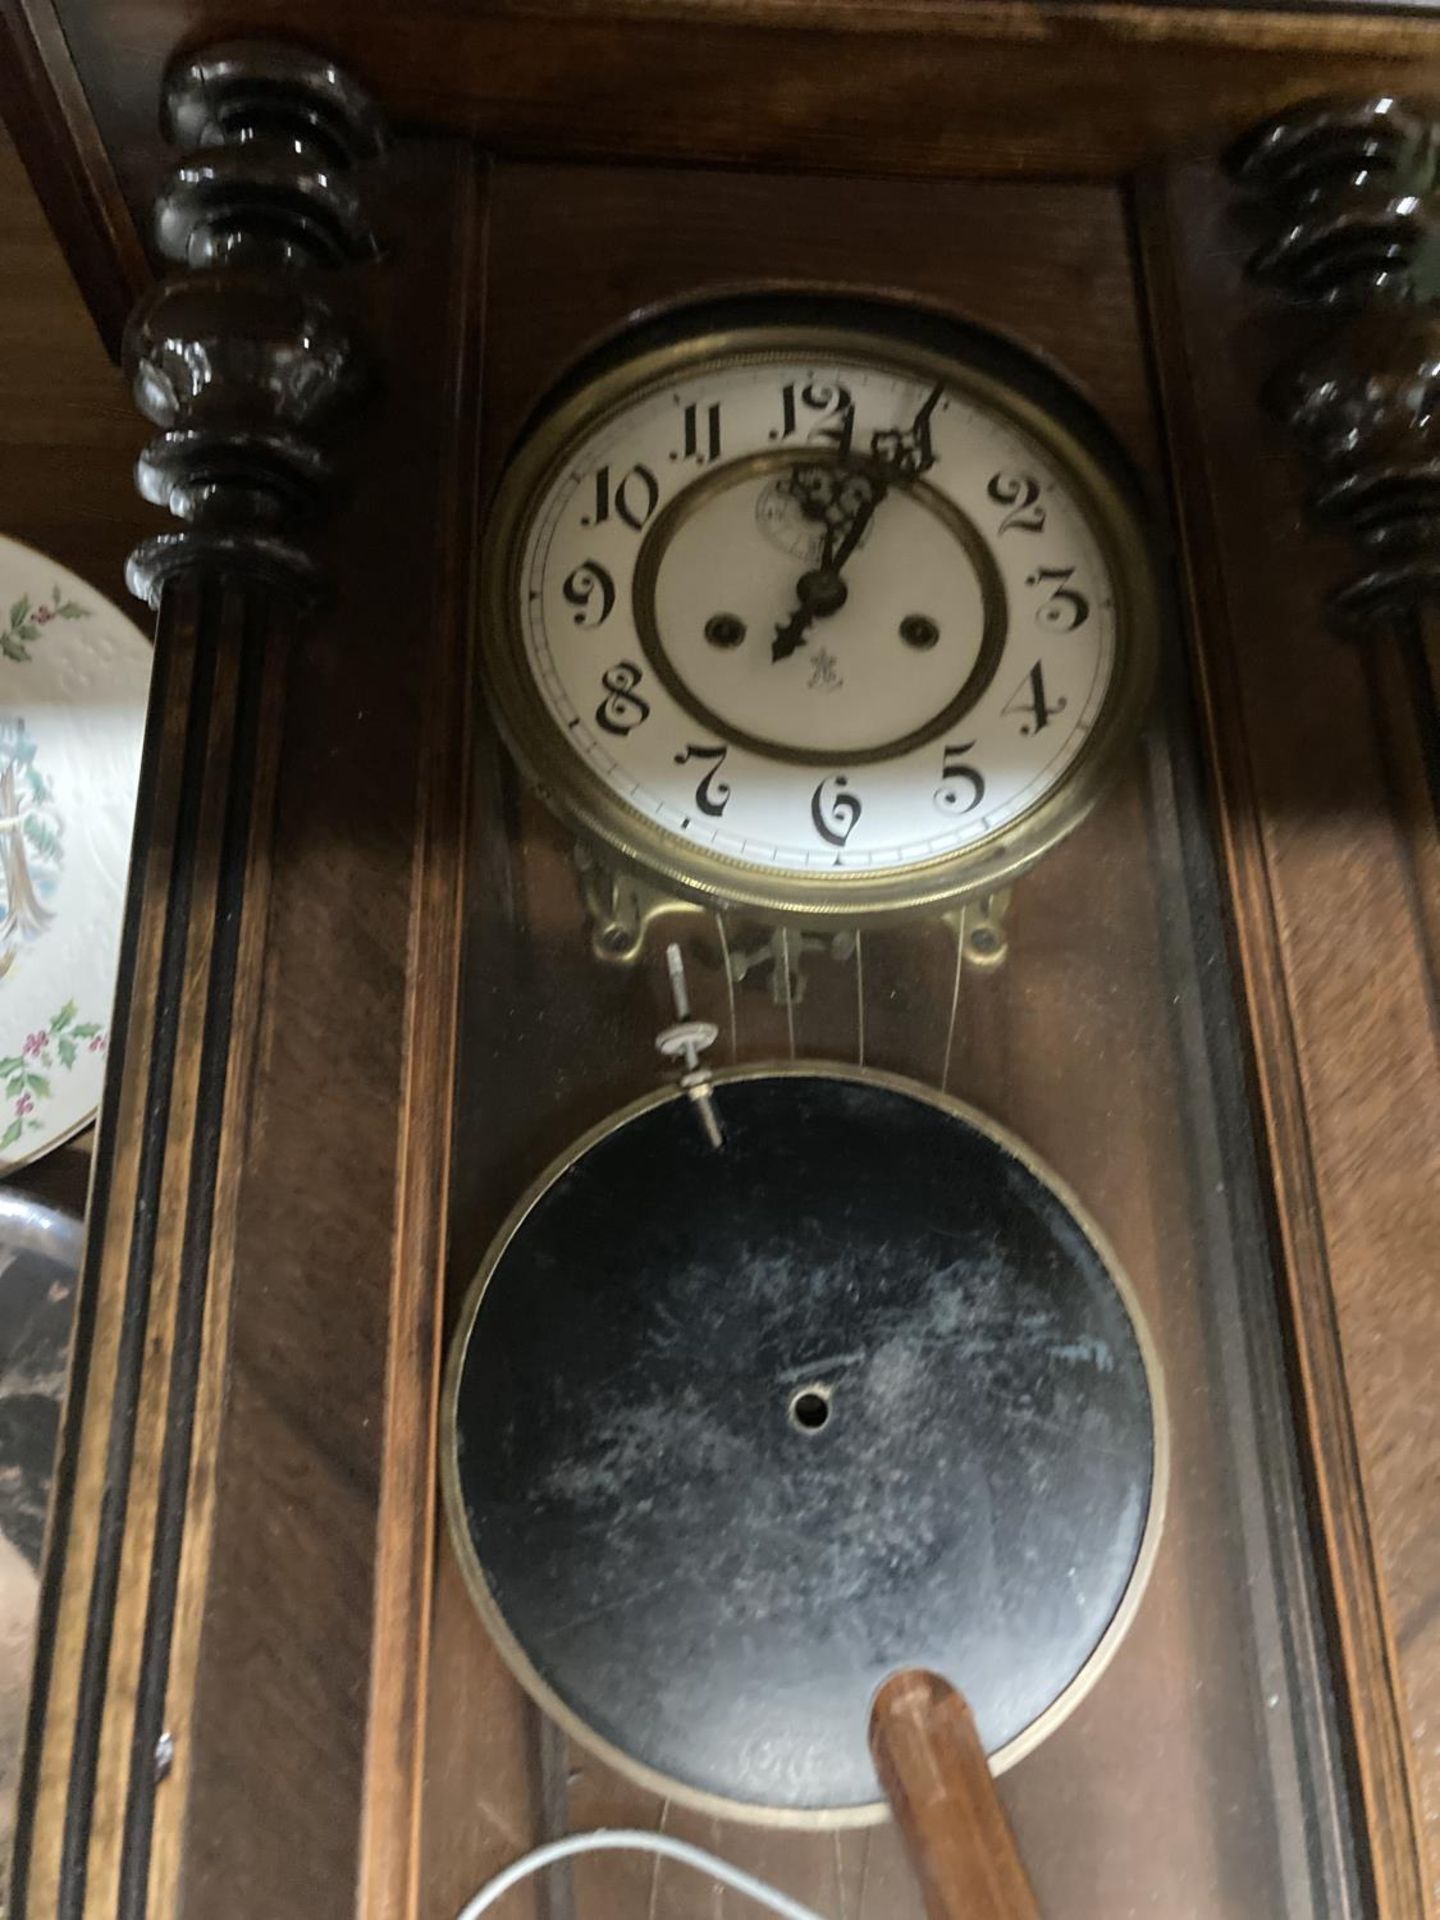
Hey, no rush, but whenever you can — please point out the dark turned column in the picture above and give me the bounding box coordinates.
[1227,98,1440,982]
[1228,97,1440,636]
[14,45,386,1920]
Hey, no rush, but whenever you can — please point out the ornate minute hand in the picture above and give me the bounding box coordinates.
[770,464,888,662]
[770,383,944,664]
[870,381,943,482]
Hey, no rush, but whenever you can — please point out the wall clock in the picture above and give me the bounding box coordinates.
[6,28,1440,1920]
[483,303,1156,918]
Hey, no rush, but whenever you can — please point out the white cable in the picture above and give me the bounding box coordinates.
[455,1827,830,1920]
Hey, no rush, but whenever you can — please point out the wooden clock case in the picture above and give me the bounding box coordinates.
[0,6,1438,1918]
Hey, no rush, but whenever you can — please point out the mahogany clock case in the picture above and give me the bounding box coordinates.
[421,160,1360,1920]
[9,50,1434,1920]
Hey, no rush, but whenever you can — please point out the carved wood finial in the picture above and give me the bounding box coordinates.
[1228,96,1440,633]
[123,41,384,609]
[161,41,387,164]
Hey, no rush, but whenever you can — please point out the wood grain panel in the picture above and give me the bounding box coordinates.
[0,131,148,600]
[0,0,147,357]
[31,0,1440,272]
[173,140,482,1920]
[358,150,485,1920]
[1136,164,1440,1917]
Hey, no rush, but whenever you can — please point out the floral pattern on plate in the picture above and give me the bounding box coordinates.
[0,536,150,1173]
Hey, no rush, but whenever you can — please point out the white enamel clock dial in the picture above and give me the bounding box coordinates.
[483,318,1156,918]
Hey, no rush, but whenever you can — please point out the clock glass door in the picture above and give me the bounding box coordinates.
[421,159,1361,1920]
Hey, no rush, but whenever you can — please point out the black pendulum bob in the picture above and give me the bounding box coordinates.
[444,1065,1164,1820]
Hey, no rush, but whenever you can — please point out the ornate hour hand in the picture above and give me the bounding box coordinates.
[771,463,888,661]
[770,386,943,663]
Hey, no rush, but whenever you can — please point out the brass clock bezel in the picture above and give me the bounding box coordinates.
[481,317,1160,921]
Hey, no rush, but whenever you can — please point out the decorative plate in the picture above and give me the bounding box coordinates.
[0,536,150,1173]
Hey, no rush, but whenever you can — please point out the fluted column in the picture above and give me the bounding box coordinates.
[14,44,387,1920]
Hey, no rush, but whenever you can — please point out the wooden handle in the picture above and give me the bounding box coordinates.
[869,1669,1041,1920]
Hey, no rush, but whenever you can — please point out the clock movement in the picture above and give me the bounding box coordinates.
[1,14,1438,1920]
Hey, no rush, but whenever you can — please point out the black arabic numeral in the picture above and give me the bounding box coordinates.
[674,742,731,817]
[561,559,616,628]
[1027,565,1090,633]
[582,462,659,531]
[617,464,660,529]
[986,471,1046,535]
[811,773,862,848]
[582,464,611,527]
[806,380,855,454]
[934,742,985,817]
[1001,660,1067,734]
[676,400,722,465]
[595,660,651,736]
[770,379,854,453]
